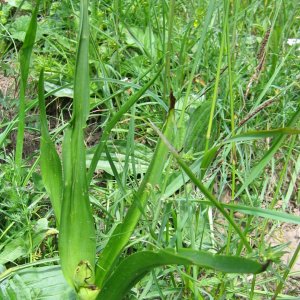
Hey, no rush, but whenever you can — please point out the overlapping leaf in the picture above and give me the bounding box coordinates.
[98,249,267,300]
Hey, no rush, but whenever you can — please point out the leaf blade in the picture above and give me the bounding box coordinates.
[38,70,63,226]
[15,0,41,173]
[225,128,300,144]
[98,249,267,300]
[58,0,96,289]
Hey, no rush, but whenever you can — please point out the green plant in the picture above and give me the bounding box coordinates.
[37,1,269,299]
[1,0,300,299]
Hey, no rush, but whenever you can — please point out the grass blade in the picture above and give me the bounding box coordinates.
[224,128,300,144]
[272,242,300,299]
[192,200,300,225]
[162,147,218,201]
[177,0,215,146]
[15,0,41,176]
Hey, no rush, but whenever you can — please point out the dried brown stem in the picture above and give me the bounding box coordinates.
[244,28,271,99]
[238,97,278,127]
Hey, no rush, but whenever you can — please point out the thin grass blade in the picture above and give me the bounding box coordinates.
[195,200,300,225]
[15,0,41,174]
[225,128,300,144]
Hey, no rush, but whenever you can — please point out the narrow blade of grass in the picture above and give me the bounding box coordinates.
[272,243,300,299]
[15,0,41,176]
[192,200,300,225]
[224,128,300,144]
[162,147,218,201]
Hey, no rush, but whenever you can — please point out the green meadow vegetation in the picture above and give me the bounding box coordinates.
[0,0,300,299]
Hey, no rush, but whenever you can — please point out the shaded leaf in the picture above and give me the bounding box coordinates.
[0,219,53,265]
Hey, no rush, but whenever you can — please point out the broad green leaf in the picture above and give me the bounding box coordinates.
[6,0,32,10]
[0,265,75,300]
[98,249,267,300]
[0,241,25,266]
[59,0,96,289]
[9,15,32,42]
[9,15,49,42]
[120,25,156,58]
[235,107,300,198]
[95,109,175,287]
[44,82,74,98]
[38,70,63,226]
[225,128,300,144]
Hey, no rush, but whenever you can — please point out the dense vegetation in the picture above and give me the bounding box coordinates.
[0,0,299,299]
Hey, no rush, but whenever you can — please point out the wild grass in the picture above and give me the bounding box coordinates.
[0,0,300,299]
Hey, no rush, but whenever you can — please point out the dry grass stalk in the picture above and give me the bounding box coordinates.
[244,28,271,99]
